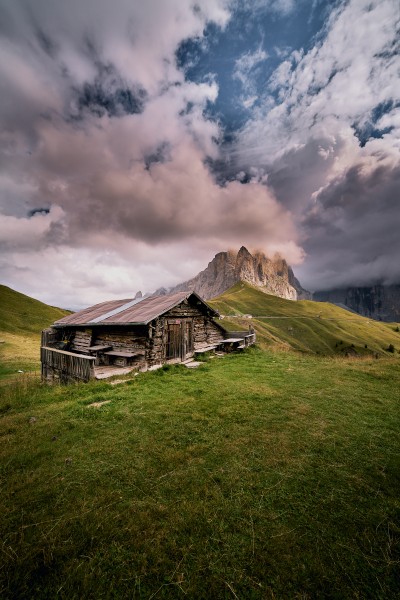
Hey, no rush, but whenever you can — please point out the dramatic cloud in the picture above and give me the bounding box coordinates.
[300,148,400,290]
[0,0,399,306]
[231,0,400,289]
[0,0,303,306]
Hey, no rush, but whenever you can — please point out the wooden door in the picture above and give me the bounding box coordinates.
[166,320,193,361]
[167,322,182,359]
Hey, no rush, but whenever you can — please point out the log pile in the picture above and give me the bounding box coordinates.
[71,329,92,353]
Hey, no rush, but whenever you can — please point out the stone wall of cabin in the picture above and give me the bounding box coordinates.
[205,320,225,345]
[91,326,148,367]
[146,318,164,366]
[192,317,225,348]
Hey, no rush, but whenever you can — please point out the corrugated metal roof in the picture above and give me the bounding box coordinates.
[54,298,132,326]
[54,291,218,327]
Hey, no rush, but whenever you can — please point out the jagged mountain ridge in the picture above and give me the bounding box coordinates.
[314,285,400,322]
[156,246,311,301]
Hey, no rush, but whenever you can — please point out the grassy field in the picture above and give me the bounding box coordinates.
[0,285,69,381]
[1,348,399,598]
[1,284,399,597]
[211,283,400,356]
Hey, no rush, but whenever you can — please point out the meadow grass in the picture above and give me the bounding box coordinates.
[0,332,41,381]
[211,283,400,356]
[0,284,68,382]
[1,348,399,598]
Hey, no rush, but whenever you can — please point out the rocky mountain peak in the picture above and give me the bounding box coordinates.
[156,247,310,301]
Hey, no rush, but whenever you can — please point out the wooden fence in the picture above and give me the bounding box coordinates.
[41,346,95,383]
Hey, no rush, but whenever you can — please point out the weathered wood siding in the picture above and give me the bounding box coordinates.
[41,346,95,383]
[41,328,61,347]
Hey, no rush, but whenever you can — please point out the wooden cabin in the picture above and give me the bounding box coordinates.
[41,290,255,383]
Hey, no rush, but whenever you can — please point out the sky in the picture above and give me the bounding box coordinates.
[0,0,399,310]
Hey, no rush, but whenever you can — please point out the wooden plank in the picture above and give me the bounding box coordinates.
[41,346,96,383]
[88,345,112,351]
[103,351,137,358]
[41,346,95,360]
[194,345,217,353]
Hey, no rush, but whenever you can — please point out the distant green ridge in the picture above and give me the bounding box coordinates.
[0,285,69,334]
[210,282,400,356]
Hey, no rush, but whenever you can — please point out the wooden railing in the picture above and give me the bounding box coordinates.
[41,346,95,383]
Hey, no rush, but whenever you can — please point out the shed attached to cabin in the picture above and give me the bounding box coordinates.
[41,290,227,383]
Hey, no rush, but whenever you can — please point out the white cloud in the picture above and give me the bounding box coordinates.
[234,47,269,84]
[237,0,400,161]
[233,46,269,108]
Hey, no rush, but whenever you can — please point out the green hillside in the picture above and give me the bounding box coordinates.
[0,285,69,378]
[210,282,400,357]
[0,285,68,334]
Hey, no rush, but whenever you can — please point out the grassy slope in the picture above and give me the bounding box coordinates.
[1,350,399,598]
[210,282,400,356]
[0,285,69,378]
[0,285,68,334]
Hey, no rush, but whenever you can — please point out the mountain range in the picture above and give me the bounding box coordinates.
[313,285,400,323]
[154,246,400,323]
[156,246,311,301]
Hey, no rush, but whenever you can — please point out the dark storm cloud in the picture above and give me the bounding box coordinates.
[265,138,344,215]
[299,156,400,290]
[72,63,147,119]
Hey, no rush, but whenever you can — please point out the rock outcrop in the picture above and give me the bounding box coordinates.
[158,246,310,301]
[314,285,400,322]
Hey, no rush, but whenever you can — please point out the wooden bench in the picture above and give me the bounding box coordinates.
[218,338,245,352]
[193,344,218,355]
[88,345,112,365]
[88,345,113,352]
[103,350,138,367]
